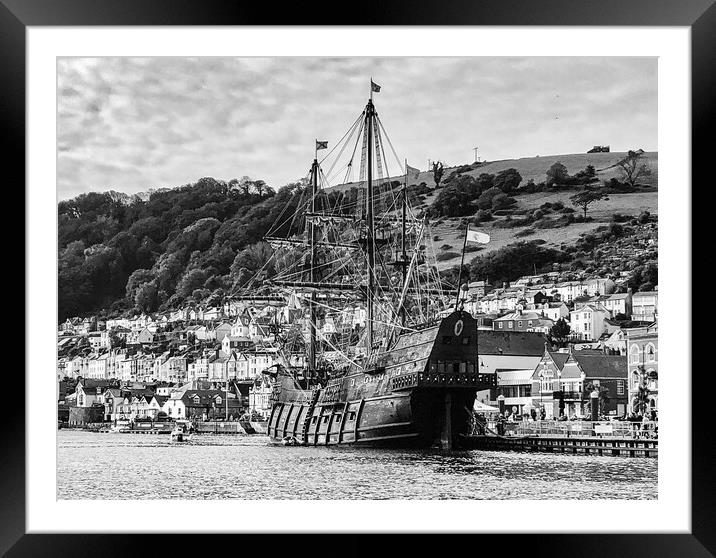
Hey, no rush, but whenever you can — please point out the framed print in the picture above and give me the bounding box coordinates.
[7,0,711,555]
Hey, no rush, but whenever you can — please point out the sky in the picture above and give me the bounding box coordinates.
[57,57,657,200]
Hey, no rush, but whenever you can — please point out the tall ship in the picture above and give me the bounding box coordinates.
[240,82,495,449]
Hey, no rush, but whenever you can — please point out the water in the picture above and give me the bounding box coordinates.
[57,430,657,500]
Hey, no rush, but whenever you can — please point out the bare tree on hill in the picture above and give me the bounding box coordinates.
[432,161,445,188]
[616,150,652,188]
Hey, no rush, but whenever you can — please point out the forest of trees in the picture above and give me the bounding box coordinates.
[57,177,307,321]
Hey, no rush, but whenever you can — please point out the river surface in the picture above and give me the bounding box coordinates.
[57,430,657,500]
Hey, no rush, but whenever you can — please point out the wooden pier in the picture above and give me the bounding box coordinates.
[463,434,657,457]
[464,419,658,457]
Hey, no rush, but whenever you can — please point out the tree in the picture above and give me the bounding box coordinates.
[546,162,569,186]
[570,189,608,219]
[585,381,611,417]
[428,186,472,217]
[632,367,653,416]
[548,318,571,347]
[477,187,503,210]
[493,168,522,194]
[616,150,652,188]
[432,161,445,188]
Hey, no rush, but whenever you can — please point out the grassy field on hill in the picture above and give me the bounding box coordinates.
[327,151,658,270]
[330,151,658,193]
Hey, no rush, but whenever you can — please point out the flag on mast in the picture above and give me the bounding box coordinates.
[316,140,328,150]
[466,227,490,244]
[371,80,381,93]
[406,163,420,180]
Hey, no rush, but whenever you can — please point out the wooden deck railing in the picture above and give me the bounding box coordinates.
[482,419,658,440]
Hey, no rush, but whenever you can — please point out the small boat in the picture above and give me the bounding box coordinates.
[109,421,131,433]
[170,423,191,442]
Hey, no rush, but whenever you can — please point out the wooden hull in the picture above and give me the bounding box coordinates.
[267,311,493,449]
[267,388,477,448]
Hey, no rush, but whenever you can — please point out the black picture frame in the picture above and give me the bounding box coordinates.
[6,1,709,556]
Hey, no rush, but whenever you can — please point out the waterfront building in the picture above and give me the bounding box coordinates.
[75,379,113,408]
[631,291,658,322]
[625,322,658,416]
[162,389,242,420]
[530,349,571,419]
[495,368,534,415]
[476,330,547,376]
[532,347,628,418]
[561,351,628,417]
[249,376,273,420]
[102,388,124,421]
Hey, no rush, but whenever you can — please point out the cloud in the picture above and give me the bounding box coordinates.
[57,57,657,200]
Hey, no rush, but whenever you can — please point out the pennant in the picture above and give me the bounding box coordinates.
[371,80,381,93]
[316,140,328,150]
[406,163,420,180]
[466,227,490,244]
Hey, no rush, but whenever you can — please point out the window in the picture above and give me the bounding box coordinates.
[617,380,625,395]
[630,345,640,364]
[498,322,503,329]
[508,322,513,329]
[517,321,523,327]
[462,337,470,345]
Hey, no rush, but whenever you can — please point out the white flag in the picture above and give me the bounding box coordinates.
[466,227,490,244]
[406,163,420,180]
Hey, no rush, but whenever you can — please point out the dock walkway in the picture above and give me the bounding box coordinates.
[466,419,658,458]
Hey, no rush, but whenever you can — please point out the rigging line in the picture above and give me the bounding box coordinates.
[319,111,364,165]
[323,116,363,179]
[291,290,418,334]
[345,117,365,175]
[265,179,309,238]
[358,117,369,184]
[314,328,361,369]
[269,184,311,238]
[376,114,405,176]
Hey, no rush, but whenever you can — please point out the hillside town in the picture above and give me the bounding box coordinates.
[57,270,658,428]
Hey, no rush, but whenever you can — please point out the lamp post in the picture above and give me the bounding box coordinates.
[590,388,599,422]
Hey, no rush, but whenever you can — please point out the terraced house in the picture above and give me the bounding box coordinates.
[626,322,658,416]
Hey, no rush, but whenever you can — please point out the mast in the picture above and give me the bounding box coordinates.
[399,161,408,326]
[308,155,319,372]
[365,98,376,355]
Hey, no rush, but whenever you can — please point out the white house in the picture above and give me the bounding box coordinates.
[603,292,632,317]
[631,291,658,322]
[569,303,611,341]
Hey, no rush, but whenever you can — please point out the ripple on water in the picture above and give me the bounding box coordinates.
[57,430,657,500]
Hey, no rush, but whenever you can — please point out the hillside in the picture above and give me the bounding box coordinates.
[399,152,657,270]
[329,151,658,193]
[57,152,657,322]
